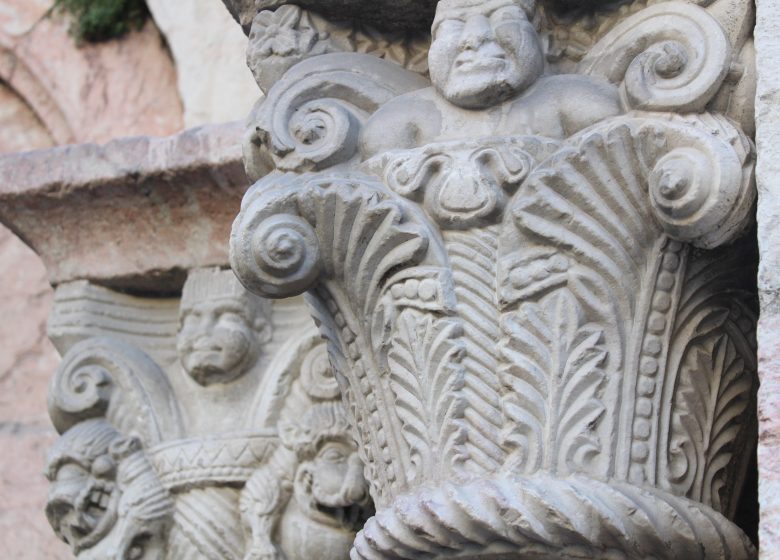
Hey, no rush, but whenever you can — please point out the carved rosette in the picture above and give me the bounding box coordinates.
[232,1,757,558]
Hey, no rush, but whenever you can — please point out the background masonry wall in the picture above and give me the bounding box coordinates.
[0,1,257,556]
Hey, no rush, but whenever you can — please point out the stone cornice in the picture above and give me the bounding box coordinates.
[0,122,248,293]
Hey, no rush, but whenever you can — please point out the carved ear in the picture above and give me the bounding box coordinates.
[48,337,184,444]
[578,1,733,113]
[245,52,430,178]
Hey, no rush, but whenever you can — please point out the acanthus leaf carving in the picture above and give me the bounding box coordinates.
[231,0,760,553]
[39,0,757,558]
[386,310,466,485]
[500,289,608,476]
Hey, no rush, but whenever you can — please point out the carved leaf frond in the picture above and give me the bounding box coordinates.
[387,310,465,486]
[670,331,754,513]
[500,289,607,475]
[500,123,660,317]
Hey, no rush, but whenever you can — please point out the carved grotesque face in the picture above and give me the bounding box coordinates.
[429,1,544,109]
[178,297,269,385]
[294,436,370,531]
[46,457,119,554]
[46,421,171,560]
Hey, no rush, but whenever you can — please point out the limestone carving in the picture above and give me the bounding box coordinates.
[46,420,174,560]
[232,0,758,558]
[246,5,429,93]
[45,268,371,559]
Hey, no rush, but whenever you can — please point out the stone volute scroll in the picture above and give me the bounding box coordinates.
[231,0,759,558]
[44,269,372,560]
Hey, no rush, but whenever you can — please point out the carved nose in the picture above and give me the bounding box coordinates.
[344,456,368,504]
[460,15,493,50]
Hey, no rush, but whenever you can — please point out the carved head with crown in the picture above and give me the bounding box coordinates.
[177,268,272,386]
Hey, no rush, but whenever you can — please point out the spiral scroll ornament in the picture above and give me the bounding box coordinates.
[251,213,322,297]
[48,337,182,443]
[276,98,361,172]
[645,117,754,249]
[247,53,429,174]
[579,1,732,112]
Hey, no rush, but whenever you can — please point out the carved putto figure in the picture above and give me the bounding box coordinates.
[362,0,620,155]
[45,269,370,559]
[232,0,759,558]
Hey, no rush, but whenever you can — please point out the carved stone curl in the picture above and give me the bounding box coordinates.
[233,0,758,558]
[45,270,372,559]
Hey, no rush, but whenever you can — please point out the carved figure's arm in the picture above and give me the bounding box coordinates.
[239,449,295,560]
[558,76,623,137]
[360,93,442,159]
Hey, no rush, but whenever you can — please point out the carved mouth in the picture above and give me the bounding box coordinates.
[314,502,372,531]
[455,53,507,71]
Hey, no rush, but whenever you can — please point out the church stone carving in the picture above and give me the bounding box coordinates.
[231,0,758,558]
[45,268,370,559]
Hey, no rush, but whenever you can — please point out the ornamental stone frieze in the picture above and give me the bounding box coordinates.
[230,0,759,558]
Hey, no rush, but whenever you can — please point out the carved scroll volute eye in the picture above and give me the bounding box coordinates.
[579,1,733,113]
[645,120,754,249]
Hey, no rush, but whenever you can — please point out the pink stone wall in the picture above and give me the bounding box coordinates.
[0,225,69,559]
[0,2,185,556]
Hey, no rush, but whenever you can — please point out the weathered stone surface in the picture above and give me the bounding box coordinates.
[0,12,183,147]
[232,0,759,558]
[44,269,371,559]
[0,122,248,292]
[0,82,54,153]
[755,0,780,557]
[146,0,258,128]
[0,0,51,37]
[0,225,67,560]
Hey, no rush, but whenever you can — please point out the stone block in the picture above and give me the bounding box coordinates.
[0,122,248,292]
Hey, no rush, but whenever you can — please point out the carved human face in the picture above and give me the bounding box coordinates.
[294,438,370,531]
[178,297,268,385]
[429,3,544,109]
[46,459,119,554]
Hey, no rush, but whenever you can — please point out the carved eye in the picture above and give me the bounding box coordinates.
[218,311,245,325]
[91,455,116,479]
[319,444,348,463]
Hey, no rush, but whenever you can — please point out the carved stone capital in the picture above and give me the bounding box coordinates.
[233,1,758,558]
